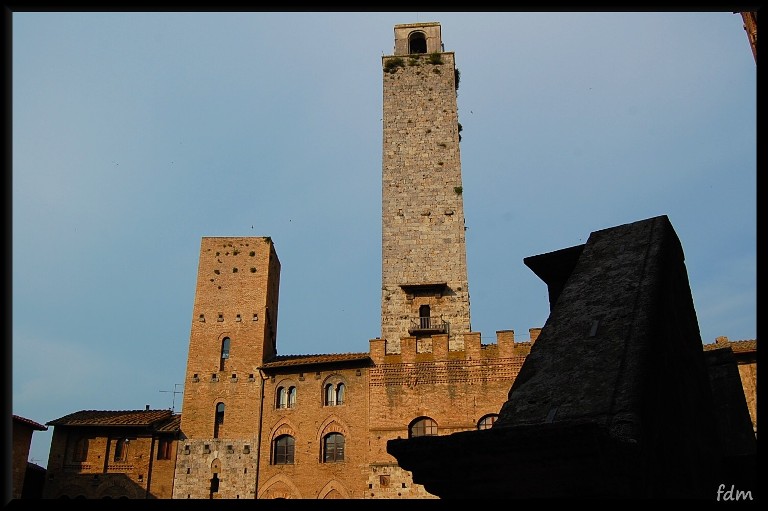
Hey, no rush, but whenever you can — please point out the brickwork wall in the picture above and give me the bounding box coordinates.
[148,440,178,499]
[43,428,177,499]
[367,332,530,472]
[256,365,370,499]
[173,236,279,497]
[381,49,470,353]
[179,236,280,440]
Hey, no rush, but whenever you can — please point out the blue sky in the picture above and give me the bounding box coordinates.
[11,12,756,468]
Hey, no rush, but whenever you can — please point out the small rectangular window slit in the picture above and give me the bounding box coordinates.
[589,320,599,337]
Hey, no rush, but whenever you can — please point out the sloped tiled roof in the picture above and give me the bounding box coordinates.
[702,339,757,353]
[261,352,371,369]
[47,409,174,428]
[154,414,182,433]
[13,415,48,431]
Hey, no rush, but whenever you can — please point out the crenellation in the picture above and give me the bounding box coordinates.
[464,332,481,359]
[368,330,533,365]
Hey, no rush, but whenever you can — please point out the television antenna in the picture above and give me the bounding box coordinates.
[159,383,184,412]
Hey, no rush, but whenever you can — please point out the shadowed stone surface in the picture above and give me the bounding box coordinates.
[388,215,755,498]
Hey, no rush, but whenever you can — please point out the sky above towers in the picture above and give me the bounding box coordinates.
[11,11,756,468]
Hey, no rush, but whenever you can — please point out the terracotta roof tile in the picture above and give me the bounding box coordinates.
[261,352,371,369]
[47,409,174,428]
[12,415,48,431]
[728,339,757,353]
[154,414,182,433]
[702,339,757,353]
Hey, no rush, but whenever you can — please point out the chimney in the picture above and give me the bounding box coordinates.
[145,404,150,411]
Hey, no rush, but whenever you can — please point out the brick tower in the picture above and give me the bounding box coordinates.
[381,22,471,353]
[173,236,280,499]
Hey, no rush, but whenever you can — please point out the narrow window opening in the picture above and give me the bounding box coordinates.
[288,386,296,408]
[113,438,128,462]
[214,403,225,438]
[157,438,172,460]
[419,304,431,329]
[409,32,427,54]
[220,337,231,371]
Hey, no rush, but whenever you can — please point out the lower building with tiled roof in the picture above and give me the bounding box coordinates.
[42,407,181,499]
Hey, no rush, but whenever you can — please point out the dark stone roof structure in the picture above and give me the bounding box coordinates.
[387,215,756,499]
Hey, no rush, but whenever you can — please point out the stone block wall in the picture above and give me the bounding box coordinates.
[381,49,470,353]
[172,439,257,499]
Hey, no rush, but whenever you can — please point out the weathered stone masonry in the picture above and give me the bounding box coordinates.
[382,22,470,354]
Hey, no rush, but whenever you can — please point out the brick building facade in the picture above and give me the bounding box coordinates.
[35,21,756,500]
[41,409,180,499]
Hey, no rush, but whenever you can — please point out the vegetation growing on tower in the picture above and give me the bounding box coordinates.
[384,57,405,73]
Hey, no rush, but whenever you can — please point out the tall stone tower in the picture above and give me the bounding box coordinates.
[381,22,471,353]
[173,236,280,499]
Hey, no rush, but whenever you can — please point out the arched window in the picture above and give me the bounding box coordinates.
[214,402,225,438]
[409,417,438,438]
[220,337,231,371]
[276,386,296,409]
[323,433,345,463]
[273,435,295,465]
[409,31,427,54]
[73,437,88,462]
[324,379,346,406]
[113,437,129,462]
[477,414,499,430]
[287,386,296,408]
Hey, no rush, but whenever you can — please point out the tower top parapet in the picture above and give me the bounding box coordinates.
[393,22,443,56]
